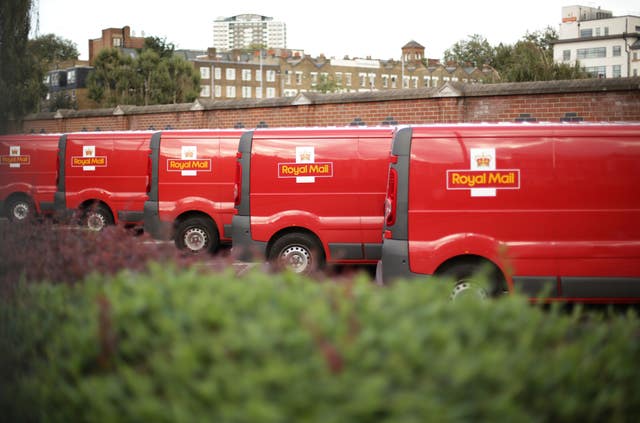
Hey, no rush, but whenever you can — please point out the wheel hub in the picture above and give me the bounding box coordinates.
[86,213,106,231]
[184,228,207,252]
[12,203,29,220]
[280,245,311,273]
[450,281,488,301]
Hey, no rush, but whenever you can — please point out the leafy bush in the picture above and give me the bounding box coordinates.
[1,265,639,422]
[0,221,228,291]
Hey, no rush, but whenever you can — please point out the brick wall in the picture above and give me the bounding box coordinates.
[14,77,640,134]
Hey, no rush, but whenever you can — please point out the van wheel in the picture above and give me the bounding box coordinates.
[175,217,218,254]
[7,197,34,222]
[269,233,323,274]
[84,204,113,231]
[437,260,505,301]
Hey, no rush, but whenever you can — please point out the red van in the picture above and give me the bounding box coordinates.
[0,133,61,221]
[378,124,640,302]
[232,126,394,273]
[143,129,244,253]
[55,131,154,230]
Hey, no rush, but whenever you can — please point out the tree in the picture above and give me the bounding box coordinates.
[28,33,79,67]
[496,27,589,82]
[87,48,135,106]
[443,34,495,67]
[87,41,200,107]
[444,27,589,83]
[0,0,43,132]
[313,74,339,93]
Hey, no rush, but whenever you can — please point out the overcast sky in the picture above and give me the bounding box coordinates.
[32,0,640,61]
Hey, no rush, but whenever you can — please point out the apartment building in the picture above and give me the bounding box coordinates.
[213,14,286,50]
[88,26,146,65]
[43,64,96,111]
[193,41,500,101]
[553,5,640,78]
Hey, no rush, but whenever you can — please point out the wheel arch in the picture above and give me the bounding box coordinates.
[266,226,325,260]
[435,254,509,293]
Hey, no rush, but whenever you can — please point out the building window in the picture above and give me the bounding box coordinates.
[67,70,76,85]
[215,68,222,80]
[285,71,291,85]
[266,70,276,82]
[577,47,606,59]
[359,73,366,88]
[200,67,210,79]
[215,85,222,98]
[345,73,352,87]
[242,86,252,98]
[295,71,302,85]
[266,87,276,98]
[580,28,593,38]
[382,74,389,88]
[432,76,439,86]
[226,68,236,80]
[226,86,236,98]
[242,69,252,81]
[595,27,601,36]
[604,27,609,36]
[423,76,429,87]
[613,46,621,57]
[113,37,122,47]
[612,65,622,78]
[335,72,343,86]
[255,87,262,99]
[369,73,376,89]
[583,66,606,78]
[200,85,211,97]
[563,50,571,61]
[311,72,318,85]
[391,75,397,89]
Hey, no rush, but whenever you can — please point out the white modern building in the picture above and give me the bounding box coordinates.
[213,14,286,51]
[553,5,640,78]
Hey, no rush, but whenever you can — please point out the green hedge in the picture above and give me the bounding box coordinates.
[1,264,639,422]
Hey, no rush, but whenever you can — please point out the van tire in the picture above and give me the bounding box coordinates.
[437,259,505,301]
[269,233,323,274]
[7,196,34,222]
[175,217,218,254]
[84,204,113,231]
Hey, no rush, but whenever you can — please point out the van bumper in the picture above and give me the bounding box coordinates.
[377,238,421,283]
[231,214,267,261]
[143,201,172,240]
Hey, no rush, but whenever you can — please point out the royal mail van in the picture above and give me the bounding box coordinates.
[143,129,244,253]
[232,126,395,273]
[55,131,154,230]
[378,123,640,302]
[0,133,61,221]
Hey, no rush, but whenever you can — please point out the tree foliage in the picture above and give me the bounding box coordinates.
[28,33,79,67]
[87,37,200,107]
[445,27,590,82]
[444,34,495,67]
[0,0,43,132]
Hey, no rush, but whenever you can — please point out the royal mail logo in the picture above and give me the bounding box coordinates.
[1,146,30,168]
[447,170,520,189]
[71,156,108,168]
[70,145,106,171]
[167,159,212,172]
[278,162,334,178]
[447,148,520,197]
[280,146,334,183]
[169,146,211,176]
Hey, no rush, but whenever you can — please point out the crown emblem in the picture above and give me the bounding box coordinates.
[299,151,311,161]
[185,150,194,158]
[10,147,19,155]
[475,154,491,168]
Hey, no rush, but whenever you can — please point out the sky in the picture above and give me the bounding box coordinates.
[32,0,640,61]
